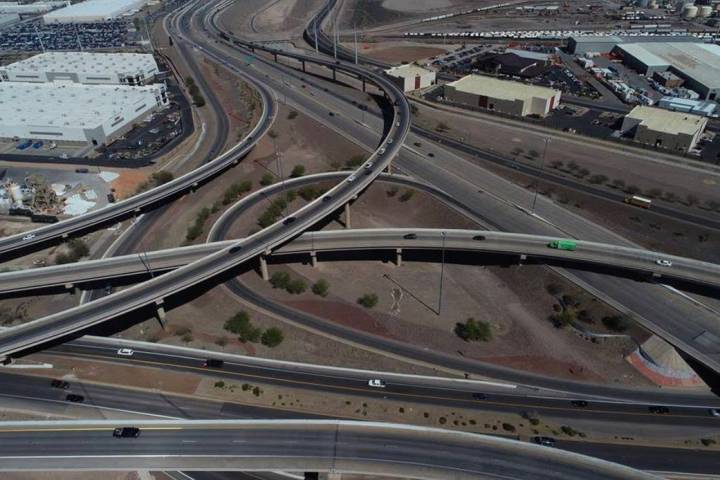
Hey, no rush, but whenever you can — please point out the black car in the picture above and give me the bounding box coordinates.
[203,359,224,368]
[51,379,70,389]
[648,406,670,414]
[66,394,84,403]
[283,216,296,226]
[571,400,588,408]
[322,195,332,202]
[533,436,556,447]
[328,111,335,116]
[228,245,243,254]
[403,233,418,240]
[472,393,486,400]
[113,427,141,438]
[472,235,486,241]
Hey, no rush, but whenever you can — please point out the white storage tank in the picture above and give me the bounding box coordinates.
[698,5,712,17]
[682,4,698,18]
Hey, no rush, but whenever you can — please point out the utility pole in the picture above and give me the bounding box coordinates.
[333,19,337,60]
[438,231,446,315]
[531,137,550,215]
[273,137,288,217]
[314,25,319,53]
[354,26,358,64]
[33,23,46,53]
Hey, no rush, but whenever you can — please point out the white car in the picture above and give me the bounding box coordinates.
[655,259,672,267]
[22,233,36,241]
[368,379,386,388]
[117,348,134,356]
[710,408,720,417]
[347,174,356,183]
[364,162,373,169]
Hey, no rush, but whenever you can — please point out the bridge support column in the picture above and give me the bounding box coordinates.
[344,202,351,229]
[301,60,306,72]
[61,232,69,239]
[332,67,337,81]
[395,248,402,266]
[155,300,167,329]
[310,250,318,268]
[191,181,199,192]
[259,254,269,281]
[64,283,78,296]
[652,272,662,280]
[518,254,527,265]
[362,78,366,92]
[273,52,278,62]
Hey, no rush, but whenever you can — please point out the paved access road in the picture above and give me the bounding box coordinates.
[0,420,661,479]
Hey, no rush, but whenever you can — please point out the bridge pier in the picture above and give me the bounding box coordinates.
[301,60,306,72]
[191,181,199,192]
[64,283,79,296]
[518,254,527,265]
[310,250,318,267]
[344,202,351,229]
[395,248,403,266]
[332,67,337,81]
[259,254,269,281]
[362,78,366,92]
[155,299,166,328]
[273,52,278,62]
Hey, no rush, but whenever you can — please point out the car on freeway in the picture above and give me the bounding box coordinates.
[547,240,577,251]
[113,427,141,438]
[709,408,720,417]
[229,245,243,254]
[283,216,296,226]
[472,393,486,400]
[203,359,224,368]
[427,152,435,158]
[22,233,36,241]
[655,259,672,267]
[571,400,588,408]
[378,148,385,155]
[328,111,335,116]
[66,394,84,403]
[368,379,386,388]
[648,406,670,414]
[117,348,134,356]
[472,235,486,241]
[322,195,332,202]
[403,233,417,240]
[364,162,373,169]
[387,138,393,144]
[51,379,70,390]
[533,436,556,447]
[347,174,356,183]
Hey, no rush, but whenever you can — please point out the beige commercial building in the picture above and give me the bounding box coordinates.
[384,64,436,92]
[621,106,707,153]
[443,75,561,117]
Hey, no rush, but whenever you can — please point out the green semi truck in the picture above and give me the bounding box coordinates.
[547,239,577,251]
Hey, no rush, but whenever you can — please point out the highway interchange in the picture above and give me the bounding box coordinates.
[1,0,720,477]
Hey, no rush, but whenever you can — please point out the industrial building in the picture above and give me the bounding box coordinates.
[0,1,68,15]
[384,64,435,92]
[566,35,696,55]
[444,75,561,117]
[0,52,159,85]
[657,97,716,117]
[613,42,720,100]
[0,12,18,26]
[0,82,168,145]
[474,50,552,79]
[43,0,147,23]
[620,106,707,152]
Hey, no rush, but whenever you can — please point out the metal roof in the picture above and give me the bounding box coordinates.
[446,75,559,101]
[385,64,434,79]
[0,51,158,78]
[626,105,707,136]
[43,0,146,21]
[0,82,162,128]
[617,42,720,90]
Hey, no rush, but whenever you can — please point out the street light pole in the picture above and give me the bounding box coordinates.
[531,137,550,215]
[438,231,446,315]
[273,137,288,217]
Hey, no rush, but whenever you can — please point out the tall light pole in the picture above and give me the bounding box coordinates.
[438,231,446,315]
[273,137,288,217]
[531,137,550,215]
[354,25,358,64]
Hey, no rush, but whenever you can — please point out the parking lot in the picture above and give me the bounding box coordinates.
[0,19,132,51]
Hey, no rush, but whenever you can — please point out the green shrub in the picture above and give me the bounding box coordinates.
[290,165,306,178]
[286,278,307,295]
[357,293,379,308]
[260,173,275,186]
[602,315,632,332]
[270,271,291,289]
[312,279,330,297]
[261,327,284,347]
[224,311,261,343]
[345,155,365,169]
[454,318,492,342]
[399,189,415,202]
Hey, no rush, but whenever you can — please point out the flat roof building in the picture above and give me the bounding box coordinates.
[444,75,561,117]
[384,64,435,92]
[613,43,720,100]
[0,51,159,85]
[621,105,707,152]
[0,81,168,145]
[0,1,68,15]
[43,0,147,23]
[566,34,697,55]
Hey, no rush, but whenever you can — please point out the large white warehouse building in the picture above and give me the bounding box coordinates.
[0,52,159,85]
[43,0,147,23]
[0,2,69,15]
[0,82,168,145]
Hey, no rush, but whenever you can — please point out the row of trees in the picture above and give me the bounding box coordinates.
[224,311,284,347]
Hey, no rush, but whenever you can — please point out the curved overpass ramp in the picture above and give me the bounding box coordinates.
[0,420,660,480]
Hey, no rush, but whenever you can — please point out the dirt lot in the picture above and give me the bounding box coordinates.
[220,0,325,42]
[345,40,452,63]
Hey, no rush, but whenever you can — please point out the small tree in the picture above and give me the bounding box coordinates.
[399,189,415,202]
[454,318,492,342]
[261,327,284,347]
[357,293,379,308]
[286,278,307,295]
[686,194,699,207]
[312,279,330,297]
[290,165,306,178]
[551,307,577,328]
[287,110,298,120]
[270,271,291,289]
[602,315,632,332]
[260,173,275,186]
[224,311,261,343]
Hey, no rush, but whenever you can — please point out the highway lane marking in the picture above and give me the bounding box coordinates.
[33,352,713,421]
